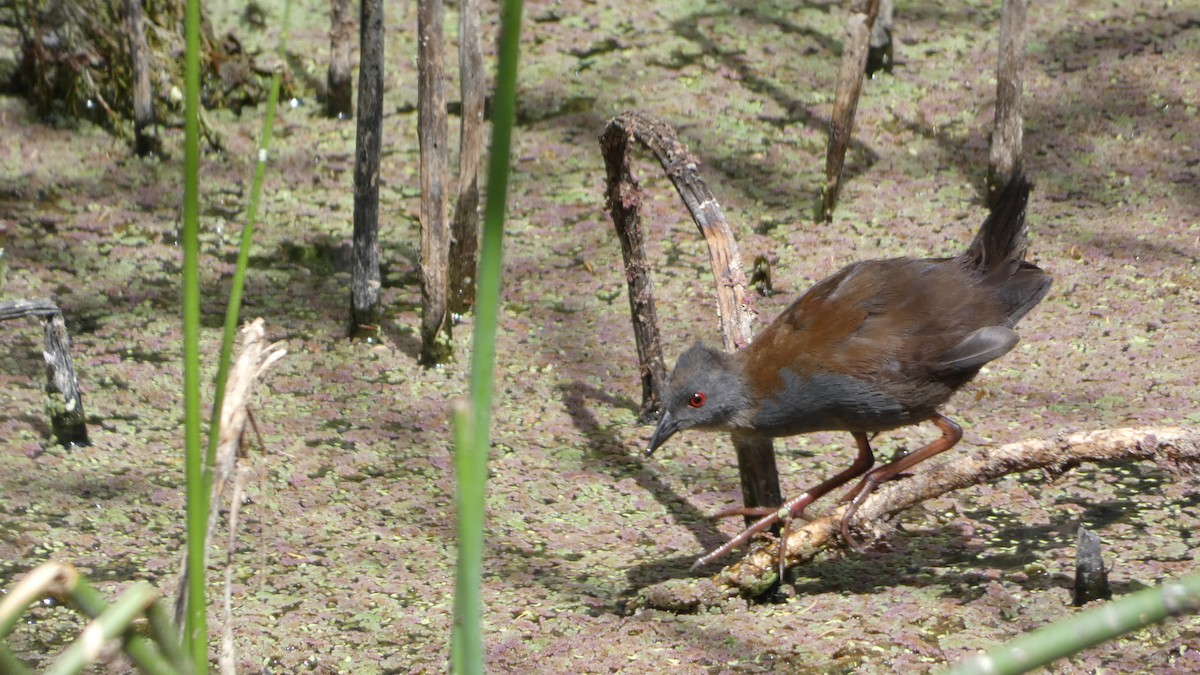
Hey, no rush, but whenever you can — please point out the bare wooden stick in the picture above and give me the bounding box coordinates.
[599,111,781,519]
[124,0,159,156]
[44,312,89,446]
[449,0,484,314]
[418,0,452,364]
[822,0,881,221]
[636,426,1200,604]
[349,0,385,336]
[599,117,668,419]
[601,113,757,355]
[732,431,784,516]
[0,299,89,446]
[867,0,894,75]
[0,298,59,320]
[988,0,1027,204]
[325,0,355,119]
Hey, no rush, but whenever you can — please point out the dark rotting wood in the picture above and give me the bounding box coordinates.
[349,0,384,338]
[124,0,160,156]
[0,299,89,446]
[732,432,783,515]
[325,0,355,119]
[449,0,485,315]
[0,298,60,321]
[867,0,894,76]
[1073,526,1111,606]
[599,117,667,420]
[599,111,781,522]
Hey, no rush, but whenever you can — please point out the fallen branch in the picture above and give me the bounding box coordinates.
[635,426,1200,608]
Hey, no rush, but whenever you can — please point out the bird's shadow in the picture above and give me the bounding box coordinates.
[558,380,738,586]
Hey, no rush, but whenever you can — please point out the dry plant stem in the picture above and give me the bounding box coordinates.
[696,427,1200,599]
[172,320,286,631]
[219,454,256,675]
[988,0,1027,203]
[216,323,283,674]
[0,563,79,630]
[822,0,880,221]
[599,111,781,517]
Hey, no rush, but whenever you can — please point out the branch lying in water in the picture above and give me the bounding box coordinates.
[635,426,1200,609]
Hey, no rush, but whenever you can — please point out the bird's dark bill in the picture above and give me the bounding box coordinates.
[645,410,679,456]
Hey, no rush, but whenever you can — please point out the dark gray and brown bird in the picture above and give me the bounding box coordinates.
[646,174,1051,568]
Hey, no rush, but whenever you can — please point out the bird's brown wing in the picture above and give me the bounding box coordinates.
[748,257,1012,391]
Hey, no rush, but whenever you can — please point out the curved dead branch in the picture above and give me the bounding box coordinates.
[600,111,782,515]
[635,426,1200,609]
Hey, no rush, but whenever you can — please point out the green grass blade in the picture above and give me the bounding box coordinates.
[181,0,206,669]
[943,571,1200,674]
[44,583,177,675]
[204,0,291,479]
[184,2,291,670]
[450,1,523,673]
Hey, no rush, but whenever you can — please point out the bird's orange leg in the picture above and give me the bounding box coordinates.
[694,432,875,571]
[838,413,963,549]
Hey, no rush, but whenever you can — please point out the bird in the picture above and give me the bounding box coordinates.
[645,173,1051,569]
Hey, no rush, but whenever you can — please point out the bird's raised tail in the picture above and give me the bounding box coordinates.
[965,173,1033,274]
[963,172,1052,326]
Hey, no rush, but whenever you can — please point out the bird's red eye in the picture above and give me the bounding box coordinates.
[688,392,706,408]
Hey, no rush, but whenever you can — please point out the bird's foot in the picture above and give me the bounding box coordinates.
[836,413,964,550]
[691,492,819,572]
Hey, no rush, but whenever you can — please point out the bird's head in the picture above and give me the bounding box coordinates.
[646,343,751,455]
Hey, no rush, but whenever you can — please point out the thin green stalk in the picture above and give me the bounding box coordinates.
[449,401,474,666]
[64,575,186,673]
[185,2,290,668]
[44,584,177,675]
[145,599,190,671]
[1,563,188,673]
[943,571,1200,675]
[0,644,31,675]
[203,0,292,477]
[450,1,522,673]
[181,0,205,669]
